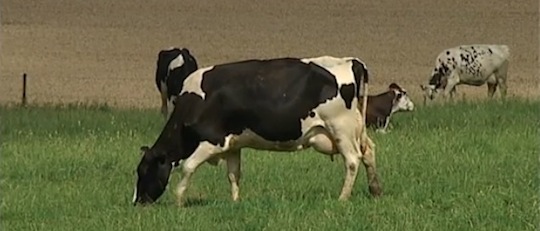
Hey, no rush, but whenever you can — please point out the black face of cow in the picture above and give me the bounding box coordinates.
[132,146,172,205]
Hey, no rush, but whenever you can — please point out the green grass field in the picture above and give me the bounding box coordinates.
[1,99,538,231]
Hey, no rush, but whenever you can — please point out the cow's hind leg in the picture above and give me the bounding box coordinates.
[326,117,363,201]
[360,135,382,197]
[495,60,509,99]
[175,142,224,206]
[159,81,169,119]
[224,150,241,201]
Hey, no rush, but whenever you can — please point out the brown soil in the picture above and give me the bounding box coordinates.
[1,0,538,108]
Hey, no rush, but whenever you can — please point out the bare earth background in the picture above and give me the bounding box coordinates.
[1,0,538,108]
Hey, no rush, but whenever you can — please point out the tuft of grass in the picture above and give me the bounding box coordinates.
[1,99,538,231]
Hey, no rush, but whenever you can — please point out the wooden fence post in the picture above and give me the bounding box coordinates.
[22,73,27,106]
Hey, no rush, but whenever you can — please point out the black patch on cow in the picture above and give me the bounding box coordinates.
[429,70,444,88]
[339,84,355,109]
[189,58,339,145]
[440,63,449,74]
[446,51,450,55]
[351,59,368,98]
[488,48,493,54]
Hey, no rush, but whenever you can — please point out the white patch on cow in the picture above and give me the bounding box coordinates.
[301,56,356,68]
[169,54,185,70]
[132,185,137,203]
[180,66,215,99]
[302,56,367,84]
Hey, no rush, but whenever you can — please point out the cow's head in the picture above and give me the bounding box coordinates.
[132,146,173,205]
[421,66,449,101]
[388,83,414,113]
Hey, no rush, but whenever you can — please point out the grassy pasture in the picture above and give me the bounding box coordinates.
[1,99,538,231]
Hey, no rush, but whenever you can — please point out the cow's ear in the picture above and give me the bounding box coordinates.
[140,146,150,154]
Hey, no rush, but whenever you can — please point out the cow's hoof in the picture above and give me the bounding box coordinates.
[369,185,383,198]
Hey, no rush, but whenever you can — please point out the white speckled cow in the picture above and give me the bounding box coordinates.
[420,44,510,102]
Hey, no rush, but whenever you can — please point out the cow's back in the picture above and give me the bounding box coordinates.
[435,44,510,80]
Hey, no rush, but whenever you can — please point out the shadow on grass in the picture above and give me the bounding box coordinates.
[131,198,213,208]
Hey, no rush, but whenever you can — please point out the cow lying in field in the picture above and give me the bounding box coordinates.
[420,44,510,102]
[155,47,199,119]
[132,55,382,206]
[364,83,414,133]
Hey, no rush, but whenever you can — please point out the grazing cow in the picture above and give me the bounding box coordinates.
[155,47,199,119]
[364,83,414,133]
[420,44,510,102]
[132,56,382,206]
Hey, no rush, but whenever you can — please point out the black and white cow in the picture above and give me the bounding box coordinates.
[420,44,510,102]
[155,47,199,119]
[365,83,414,133]
[133,56,382,206]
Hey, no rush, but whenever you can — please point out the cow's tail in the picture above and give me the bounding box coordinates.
[360,64,369,132]
[358,63,374,159]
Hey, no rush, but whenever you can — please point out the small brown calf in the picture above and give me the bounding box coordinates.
[364,83,414,133]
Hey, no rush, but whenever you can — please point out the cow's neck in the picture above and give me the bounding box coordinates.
[151,120,199,163]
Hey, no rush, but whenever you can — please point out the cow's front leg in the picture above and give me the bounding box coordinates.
[377,116,391,134]
[225,150,242,201]
[159,82,169,119]
[442,75,459,102]
[175,142,221,206]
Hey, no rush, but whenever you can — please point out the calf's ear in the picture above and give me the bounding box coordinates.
[388,83,400,91]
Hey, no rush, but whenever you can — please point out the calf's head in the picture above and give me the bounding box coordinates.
[388,83,414,113]
[132,146,173,205]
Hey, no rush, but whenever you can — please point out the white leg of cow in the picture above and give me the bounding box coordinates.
[495,60,509,99]
[338,144,360,201]
[327,117,362,201]
[443,74,459,102]
[498,78,508,99]
[360,135,382,197]
[376,117,390,134]
[225,151,241,201]
[175,142,222,206]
